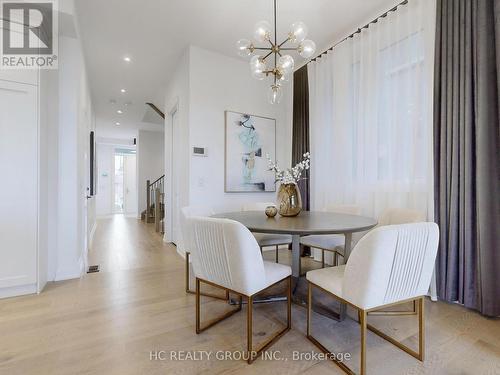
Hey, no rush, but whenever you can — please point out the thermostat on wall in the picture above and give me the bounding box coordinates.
[192,146,208,157]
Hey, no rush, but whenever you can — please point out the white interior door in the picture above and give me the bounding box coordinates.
[124,154,137,215]
[0,79,38,289]
[171,109,180,244]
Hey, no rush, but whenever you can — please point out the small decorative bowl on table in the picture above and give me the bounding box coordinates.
[265,205,278,218]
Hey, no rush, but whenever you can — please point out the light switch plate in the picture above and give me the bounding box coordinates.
[192,146,208,157]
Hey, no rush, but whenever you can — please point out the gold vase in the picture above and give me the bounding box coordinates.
[277,183,302,217]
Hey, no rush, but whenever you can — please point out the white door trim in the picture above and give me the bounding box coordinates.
[164,98,179,244]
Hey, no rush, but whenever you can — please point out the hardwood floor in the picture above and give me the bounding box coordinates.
[0,215,499,375]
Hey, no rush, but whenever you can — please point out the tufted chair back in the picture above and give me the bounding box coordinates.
[342,222,439,309]
[189,217,267,296]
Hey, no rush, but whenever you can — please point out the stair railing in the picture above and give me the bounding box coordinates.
[145,175,165,233]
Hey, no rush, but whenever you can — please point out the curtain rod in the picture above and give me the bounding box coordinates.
[307,0,409,64]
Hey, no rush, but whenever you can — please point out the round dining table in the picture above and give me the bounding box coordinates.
[213,210,378,278]
[213,210,378,320]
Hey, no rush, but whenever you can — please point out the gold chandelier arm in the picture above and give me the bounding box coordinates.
[278,37,290,48]
[262,51,274,60]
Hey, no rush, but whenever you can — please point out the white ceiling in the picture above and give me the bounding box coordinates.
[75,0,401,140]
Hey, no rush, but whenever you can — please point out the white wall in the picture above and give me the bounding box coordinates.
[163,46,293,253]
[188,46,292,213]
[39,69,59,290]
[164,48,191,242]
[137,130,165,216]
[54,31,95,281]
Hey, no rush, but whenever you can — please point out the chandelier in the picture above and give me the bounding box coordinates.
[236,0,316,104]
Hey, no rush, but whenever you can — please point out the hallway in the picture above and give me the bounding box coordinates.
[88,215,170,272]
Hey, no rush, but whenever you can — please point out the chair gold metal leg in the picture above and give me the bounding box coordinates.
[247,277,291,364]
[247,295,254,364]
[366,297,424,361]
[307,281,312,336]
[275,245,279,263]
[186,252,191,293]
[197,276,290,365]
[360,310,367,375]
[195,276,292,364]
[195,277,201,334]
[368,299,417,316]
[187,288,231,300]
[306,282,355,375]
[418,297,425,361]
[195,278,242,334]
[287,276,292,329]
[307,282,426,374]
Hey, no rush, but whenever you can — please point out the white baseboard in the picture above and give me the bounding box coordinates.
[54,271,82,282]
[78,253,86,277]
[0,283,37,299]
[54,261,83,281]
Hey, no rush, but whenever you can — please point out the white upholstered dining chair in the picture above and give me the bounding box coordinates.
[378,207,425,226]
[180,206,229,300]
[306,222,439,375]
[242,202,292,263]
[190,216,292,364]
[300,205,362,268]
[371,208,437,304]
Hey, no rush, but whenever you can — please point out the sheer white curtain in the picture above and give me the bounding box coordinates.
[308,0,436,221]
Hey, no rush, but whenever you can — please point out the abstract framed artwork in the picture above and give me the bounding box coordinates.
[225,110,276,193]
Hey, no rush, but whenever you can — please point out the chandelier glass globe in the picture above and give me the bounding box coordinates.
[253,21,272,42]
[236,39,253,57]
[268,85,283,104]
[277,55,295,75]
[250,56,267,80]
[298,39,316,58]
[289,21,308,43]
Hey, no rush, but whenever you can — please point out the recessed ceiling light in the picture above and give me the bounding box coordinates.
[123,56,131,62]
[115,122,120,125]
[117,109,123,114]
[120,88,126,93]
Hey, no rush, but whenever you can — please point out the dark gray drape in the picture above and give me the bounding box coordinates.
[434,0,500,317]
[292,66,310,211]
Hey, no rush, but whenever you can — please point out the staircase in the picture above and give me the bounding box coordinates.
[141,175,165,233]
[140,102,166,233]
